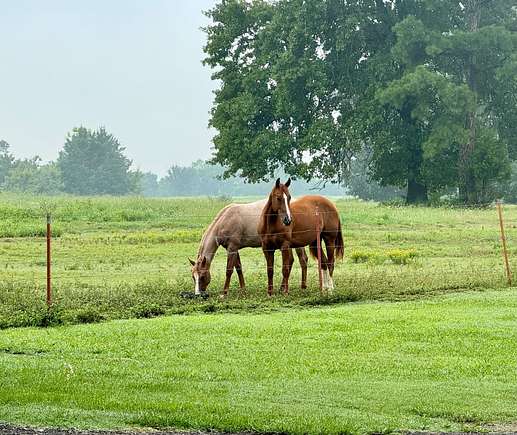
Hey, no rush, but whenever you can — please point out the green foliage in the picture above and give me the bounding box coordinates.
[132,303,166,319]
[349,250,373,264]
[349,248,417,265]
[496,162,517,203]
[0,140,14,187]
[347,152,404,202]
[3,157,63,195]
[204,0,517,205]
[73,308,106,324]
[387,249,417,265]
[140,160,345,197]
[58,127,140,196]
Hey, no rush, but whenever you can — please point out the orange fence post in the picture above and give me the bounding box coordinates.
[497,200,512,286]
[46,213,52,307]
[315,207,323,293]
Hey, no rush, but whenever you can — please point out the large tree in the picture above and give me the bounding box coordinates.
[385,1,517,203]
[204,0,517,204]
[58,127,140,196]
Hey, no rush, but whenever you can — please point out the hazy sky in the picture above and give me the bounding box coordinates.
[1,0,218,175]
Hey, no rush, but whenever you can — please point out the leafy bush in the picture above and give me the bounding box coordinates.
[31,306,64,328]
[73,308,106,324]
[132,303,166,319]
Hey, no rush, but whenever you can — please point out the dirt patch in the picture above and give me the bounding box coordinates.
[406,430,517,435]
[0,425,252,435]
[3,425,517,435]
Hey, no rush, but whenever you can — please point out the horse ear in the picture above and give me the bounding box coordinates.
[188,258,195,266]
[285,178,291,188]
[275,178,281,188]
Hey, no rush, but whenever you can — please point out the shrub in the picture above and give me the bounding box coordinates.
[31,306,64,328]
[132,303,166,319]
[73,308,106,324]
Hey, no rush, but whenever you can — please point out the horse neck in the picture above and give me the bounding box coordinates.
[197,226,219,265]
[260,195,279,233]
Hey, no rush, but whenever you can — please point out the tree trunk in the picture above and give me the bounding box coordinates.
[459,1,480,205]
[406,174,428,204]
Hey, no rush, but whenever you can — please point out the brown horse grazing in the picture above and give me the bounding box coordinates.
[258,178,344,296]
[189,199,308,297]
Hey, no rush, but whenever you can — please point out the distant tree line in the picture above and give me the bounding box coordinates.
[140,159,349,197]
[3,125,517,202]
[204,0,517,205]
[0,128,352,198]
[0,128,139,196]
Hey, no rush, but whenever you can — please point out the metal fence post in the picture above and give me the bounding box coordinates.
[496,200,512,286]
[315,207,323,293]
[46,213,52,307]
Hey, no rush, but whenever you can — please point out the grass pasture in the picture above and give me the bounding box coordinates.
[0,289,516,433]
[1,193,517,433]
[1,193,516,328]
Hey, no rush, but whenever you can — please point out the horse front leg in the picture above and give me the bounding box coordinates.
[222,248,237,297]
[263,247,275,297]
[280,244,294,295]
[295,247,308,289]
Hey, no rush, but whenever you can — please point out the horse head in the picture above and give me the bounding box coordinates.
[268,178,292,226]
[189,256,211,295]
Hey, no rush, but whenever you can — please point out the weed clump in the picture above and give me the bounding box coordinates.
[350,248,417,265]
[387,249,417,265]
[132,303,166,319]
[73,308,106,324]
[350,250,374,263]
[32,306,64,328]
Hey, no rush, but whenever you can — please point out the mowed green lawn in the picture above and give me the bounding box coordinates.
[1,289,516,434]
[1,193,517,327]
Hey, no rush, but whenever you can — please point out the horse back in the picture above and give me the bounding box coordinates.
[213,200,265,248]
[291,195,341,233]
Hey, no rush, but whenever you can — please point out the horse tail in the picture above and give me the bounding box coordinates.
[335,219,344,260]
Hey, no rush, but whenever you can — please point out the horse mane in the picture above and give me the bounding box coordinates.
[197,203,233,258]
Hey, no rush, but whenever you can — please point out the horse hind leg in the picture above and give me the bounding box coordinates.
[310,242,331,292]
[235,251,246,291]
[295,248,308,289]
[323,235,336,293]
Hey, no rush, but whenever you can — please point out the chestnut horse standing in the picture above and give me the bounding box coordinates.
[258,179,344,295]
[189,199,308,297]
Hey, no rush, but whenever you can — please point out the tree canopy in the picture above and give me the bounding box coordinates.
[204,0,517,204]
[57,127,140,196]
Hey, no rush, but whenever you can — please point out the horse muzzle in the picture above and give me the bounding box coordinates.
[283,216,292,226]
